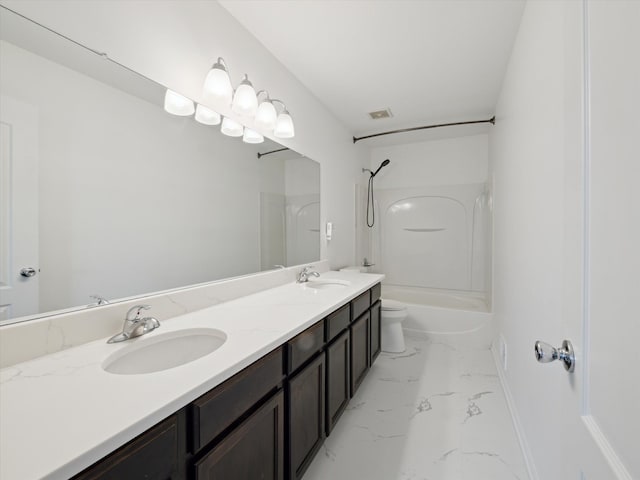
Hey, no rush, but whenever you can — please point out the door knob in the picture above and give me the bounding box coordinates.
[20,267,37,278]
[534,339,575,372]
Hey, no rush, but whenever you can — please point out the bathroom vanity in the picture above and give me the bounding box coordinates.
[0,271,383,480]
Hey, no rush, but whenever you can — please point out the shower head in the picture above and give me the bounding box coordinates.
[371,159,390,177]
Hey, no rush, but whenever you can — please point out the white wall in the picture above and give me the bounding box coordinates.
[489,2,576,477]
[370,134,489,188]
[1,0,367,269]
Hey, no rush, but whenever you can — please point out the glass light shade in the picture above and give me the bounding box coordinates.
[164,89,195,116]
[231,75,258,116]
[195,104,221,125]
[242,128,264,144]
[274,111,295,138]
[203,63,233,105]
[220,116,244,137]
[254,100,277,130]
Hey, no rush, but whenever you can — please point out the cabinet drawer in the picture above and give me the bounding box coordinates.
[325,304,350,342]
[286,320,325,374]
[72,414,179,480]
[194,390,284,480]
[371,283,381,304]
[350,290,371,321]
[190,347,284,453]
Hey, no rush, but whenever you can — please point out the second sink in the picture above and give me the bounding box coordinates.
[304,279,351,290]
[103,328,227,375]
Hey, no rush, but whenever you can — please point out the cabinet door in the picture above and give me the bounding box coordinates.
[350,311,370,396]
[326,329,350,435]
[287,353,325,480]
[190,347,284,453]
[72,414,180,480]
[370,300,381,365]
[194,391,284,480]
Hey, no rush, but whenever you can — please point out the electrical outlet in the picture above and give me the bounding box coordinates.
[499,334,507,371]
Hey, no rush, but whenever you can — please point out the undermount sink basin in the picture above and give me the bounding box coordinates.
[103,328,226,375]
[304,279,351,290]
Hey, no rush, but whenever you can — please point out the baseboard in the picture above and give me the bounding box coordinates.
[490,343,540,480]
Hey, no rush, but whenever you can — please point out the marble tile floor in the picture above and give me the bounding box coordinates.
[304,334,529,480]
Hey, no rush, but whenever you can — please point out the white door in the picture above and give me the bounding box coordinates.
[557,2,638,478]
[0,95,39,322]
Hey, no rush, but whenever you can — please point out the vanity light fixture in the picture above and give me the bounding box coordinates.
[164,89,195,116]
[202,57,233,106]
[220,116,244,137]
[202,58,295,138]
[255,91,278,130]
[273,100,295,139]
[232,74,258,116]
[195,104,221,125]
[242,127,264,144]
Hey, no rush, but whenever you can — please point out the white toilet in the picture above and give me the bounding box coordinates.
[381,299,408,353]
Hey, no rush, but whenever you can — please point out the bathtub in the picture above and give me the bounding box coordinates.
[381,285,493,349]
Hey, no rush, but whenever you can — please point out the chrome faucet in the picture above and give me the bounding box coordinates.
[88,294,109,307]
[107,305,160,344]
[297,265,321,283]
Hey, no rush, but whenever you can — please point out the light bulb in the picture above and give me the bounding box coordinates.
[195,104,221,125]
[220,116,244,137]
[203,58,233,106]
[274,110,295,138]
[254,100,277,130]
[164,89,195,116]
[232,74,258,116]
[242,128,264,144]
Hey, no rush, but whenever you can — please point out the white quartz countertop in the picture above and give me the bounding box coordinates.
[0,271,383,480]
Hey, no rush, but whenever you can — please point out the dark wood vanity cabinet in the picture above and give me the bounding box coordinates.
[370,300,381,365]
[190,347,284,453]
[72,413,184,480]
[287,353,326,480]
[194,390,285,480]
[350,310,370,396]
[325,329,350,435]
[71,283,382,480]
[286,320,324,374]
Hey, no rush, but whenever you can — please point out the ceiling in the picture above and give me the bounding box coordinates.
[219,0,525,138]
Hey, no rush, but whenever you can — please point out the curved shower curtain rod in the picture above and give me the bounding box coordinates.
[257,147,289,159]
[352,116,496,143]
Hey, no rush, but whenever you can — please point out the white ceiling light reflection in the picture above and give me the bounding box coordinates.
[164,89,195,116]
[195,104,221,125]
[220,116,244,137]
[242,128,264,144]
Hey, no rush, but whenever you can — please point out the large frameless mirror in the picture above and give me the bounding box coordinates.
[0,6,320,324]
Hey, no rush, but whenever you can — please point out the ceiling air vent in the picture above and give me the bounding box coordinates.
[368,108,393,120]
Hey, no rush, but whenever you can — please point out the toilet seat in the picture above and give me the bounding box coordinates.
[381,298,407,312]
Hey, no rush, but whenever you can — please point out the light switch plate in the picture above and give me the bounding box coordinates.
[326,222,333,240]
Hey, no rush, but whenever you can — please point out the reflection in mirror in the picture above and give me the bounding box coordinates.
[0,6,320,324]
[259,149,320,270]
